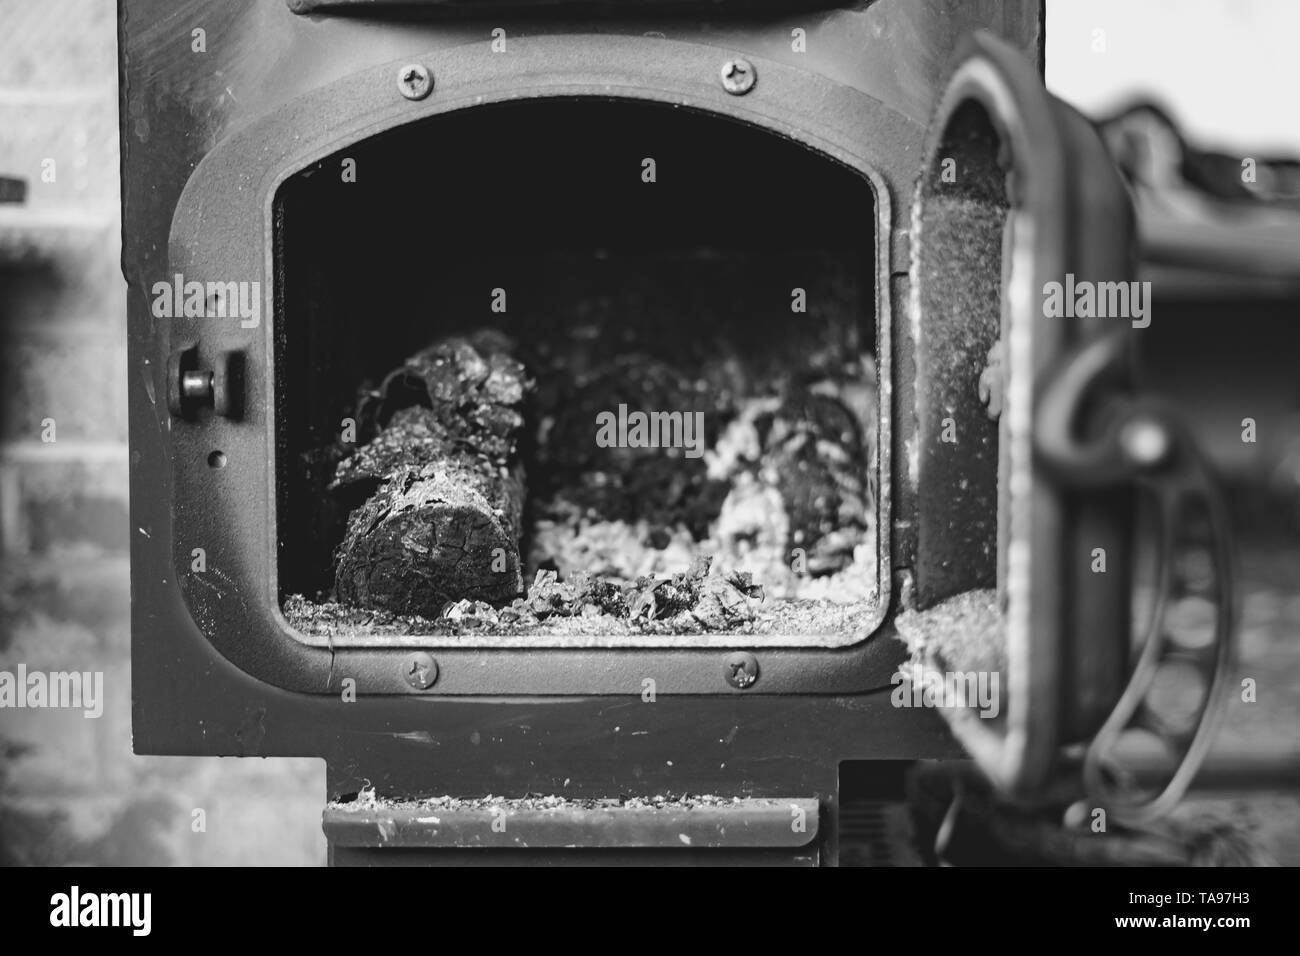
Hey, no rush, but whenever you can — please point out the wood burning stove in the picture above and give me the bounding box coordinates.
[120,0,1232,864]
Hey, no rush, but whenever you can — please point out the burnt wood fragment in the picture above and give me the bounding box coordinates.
[333,334,530,615]
[755,384,875,574]
[530,353,732,541]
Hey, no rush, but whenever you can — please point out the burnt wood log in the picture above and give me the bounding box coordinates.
[332,333,530,615]
[530,352,733,540]
[755,382,875,574]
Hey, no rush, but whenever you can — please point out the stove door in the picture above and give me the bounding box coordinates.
[909,31,1233,822]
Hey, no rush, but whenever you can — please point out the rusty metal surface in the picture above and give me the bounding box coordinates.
[323,797,820,849]
[329,844,820,865]
[119,1,1042,279]
[152,33,910,690]
[119,0,1042,863]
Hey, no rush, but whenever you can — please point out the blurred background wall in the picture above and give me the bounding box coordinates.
[0,0,324,866]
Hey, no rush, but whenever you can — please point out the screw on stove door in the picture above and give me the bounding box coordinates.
[404,652,439,690]
[719,58,757,95]
[397,63,433,101]
[724,651,759,689]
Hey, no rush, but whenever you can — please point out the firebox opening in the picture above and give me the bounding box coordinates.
[274,97,882,645]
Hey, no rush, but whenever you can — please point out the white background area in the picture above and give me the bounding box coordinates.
[1047,0,1300,156]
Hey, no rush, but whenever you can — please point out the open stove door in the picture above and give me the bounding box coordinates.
[910,32,1234,825]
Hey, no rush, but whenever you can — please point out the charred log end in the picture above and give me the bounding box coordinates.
[334,466,524,617]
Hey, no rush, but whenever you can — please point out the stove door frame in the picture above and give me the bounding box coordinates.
[160,34,914,697]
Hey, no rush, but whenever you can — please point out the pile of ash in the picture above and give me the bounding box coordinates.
[286,324,878,638]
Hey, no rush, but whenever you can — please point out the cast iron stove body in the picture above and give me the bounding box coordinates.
[122,0,1226,864]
